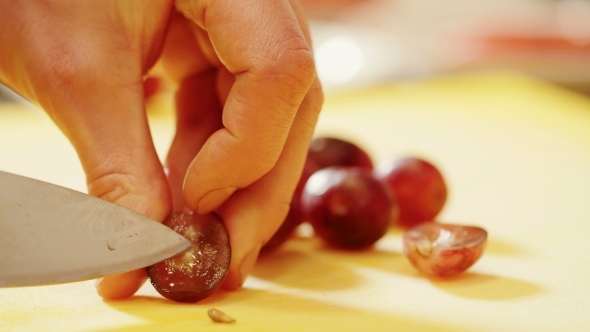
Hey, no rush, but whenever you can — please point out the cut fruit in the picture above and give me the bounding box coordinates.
[403,222,487,277]
[146,212,231,303]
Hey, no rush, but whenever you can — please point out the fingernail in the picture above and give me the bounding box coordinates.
[197,187,237,214]
[238,244,262,287]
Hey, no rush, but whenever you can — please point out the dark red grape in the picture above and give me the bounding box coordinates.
[403,222,487,277]
[301,167,398,249]
[375,157,447,227]
[146,212,231,303]
[308,137,373,170]
[262,157,320,252]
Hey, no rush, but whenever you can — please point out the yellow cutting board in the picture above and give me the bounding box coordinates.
[1,72,590,331]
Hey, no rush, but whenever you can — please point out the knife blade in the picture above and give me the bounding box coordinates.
[0,170,191,287]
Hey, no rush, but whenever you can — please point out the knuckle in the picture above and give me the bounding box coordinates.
[86,170,171,220]
[255,31,316,97]
[87,172,140,204]
[275,35,316,91]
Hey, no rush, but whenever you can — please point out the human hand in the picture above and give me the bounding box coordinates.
[0,0,322,299]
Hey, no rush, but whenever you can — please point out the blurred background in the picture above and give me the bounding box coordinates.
[2,0,590,101]
[303,0,590,93]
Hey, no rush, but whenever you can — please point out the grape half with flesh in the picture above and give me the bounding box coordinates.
[146,212,231,303]
[403,222,487,277]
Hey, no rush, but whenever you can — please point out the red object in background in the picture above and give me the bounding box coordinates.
[301,167,398,249]
[308,137,373,171]
[375,157,447,228]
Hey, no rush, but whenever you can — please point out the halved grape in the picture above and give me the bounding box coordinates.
[375,157,447,227]
[146,212,231,303]
[403,222,487,277]
[308,137,373,170]
[301,167,398,249]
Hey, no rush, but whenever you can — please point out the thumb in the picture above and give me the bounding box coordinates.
[32,57,172,300]
[0,0,174,300]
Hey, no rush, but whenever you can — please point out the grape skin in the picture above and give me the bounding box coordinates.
[302,167,398,249]
[403,222,487,277]
[146,212,231,303]
[375,157,447,227]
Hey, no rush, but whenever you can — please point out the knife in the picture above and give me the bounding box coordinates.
[0,170,191,287]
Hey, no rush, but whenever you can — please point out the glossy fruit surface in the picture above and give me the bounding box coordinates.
[147,212,231,303]
[262,157,320,252]
[403,222,487,277]
[301,167,397,249]
[308,137,373,170]
[375,157,447,227]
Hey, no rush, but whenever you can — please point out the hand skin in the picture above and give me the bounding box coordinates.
[0,0,323,299]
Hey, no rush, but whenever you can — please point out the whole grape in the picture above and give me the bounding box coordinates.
[301,167,398,249]
[375,157,447,227]
[308,137,373,170]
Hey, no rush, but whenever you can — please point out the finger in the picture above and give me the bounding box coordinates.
[0,1,174,300]
[193,23,223,68]
[165,70,222,211]
[28,46,171,300]
[35,69,171,222]
[165,67,236,210]
[220,77,323,289]
[156,13,222,211]
[212,0,324,289]
[175,0,317,214]
[156,11,210,85]
[95,269,148,300]
[58,83,169,299]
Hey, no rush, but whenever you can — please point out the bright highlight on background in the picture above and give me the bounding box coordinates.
[316,35,365,87]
